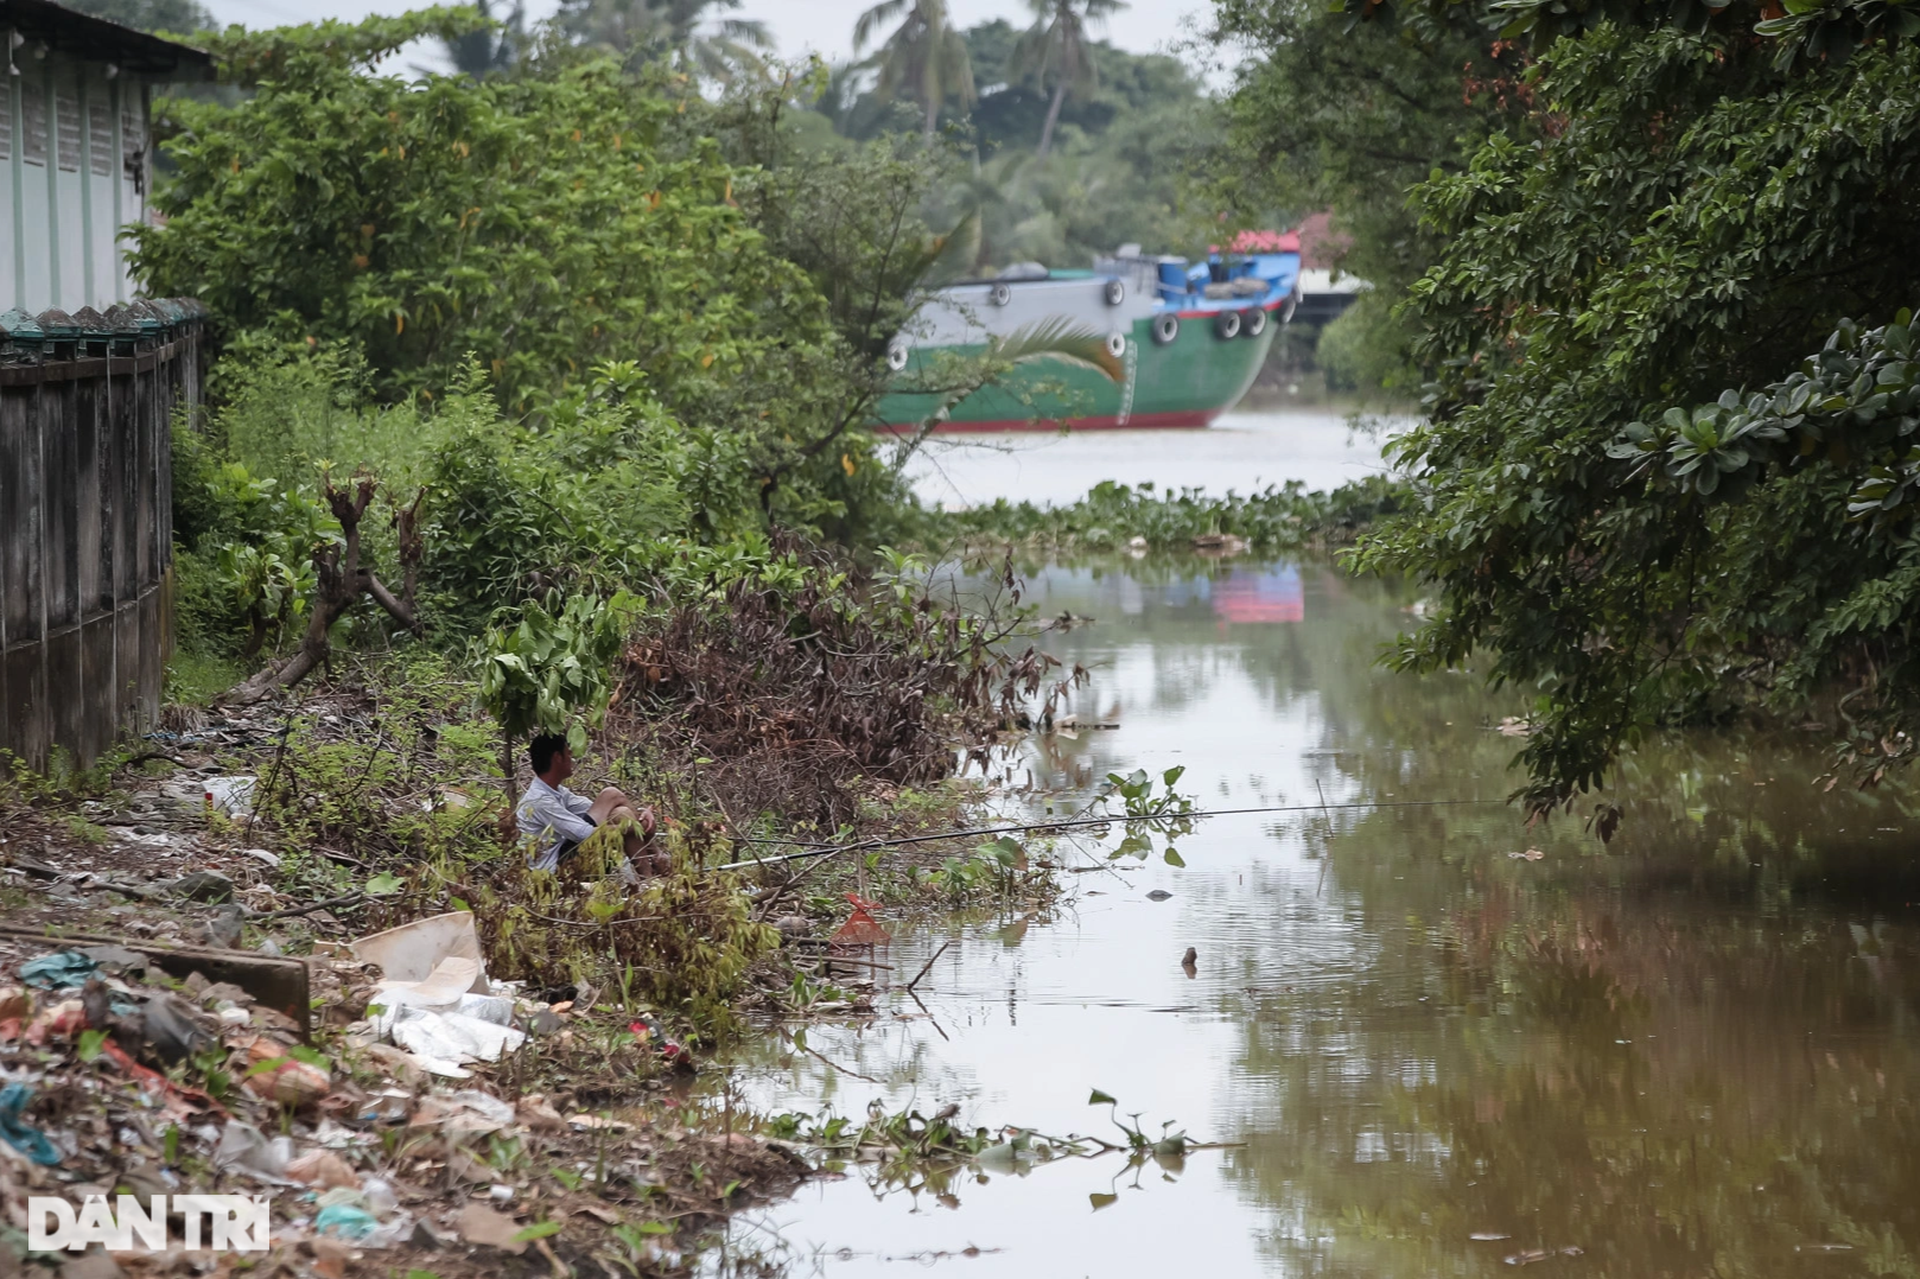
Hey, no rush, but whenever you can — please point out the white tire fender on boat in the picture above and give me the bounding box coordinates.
[1151,313,1179,345]
[886,341,909,371]
[1242,307,1268,337]
[1213,310,1243,340]
[989,282,1012,306]
[1103,278,1125,306]
[1105,332,1127,358]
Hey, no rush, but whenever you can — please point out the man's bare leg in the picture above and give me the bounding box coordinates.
[588,788,664,875]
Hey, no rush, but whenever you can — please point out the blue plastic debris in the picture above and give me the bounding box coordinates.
[314,1203,377,1240]
[0,1084,61,1165]
[18,951,98,992]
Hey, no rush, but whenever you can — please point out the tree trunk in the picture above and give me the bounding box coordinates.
[1037,81,1067,159]
[499,732,519,828]
[924,92,939,144]
[218,474,378,706]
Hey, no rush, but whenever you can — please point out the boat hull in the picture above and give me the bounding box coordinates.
[873,308,1277,435]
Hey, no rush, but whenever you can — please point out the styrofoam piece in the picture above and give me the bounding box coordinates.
[350,912,489,993]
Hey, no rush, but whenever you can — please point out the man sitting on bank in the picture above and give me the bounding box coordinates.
[516,733,665,877]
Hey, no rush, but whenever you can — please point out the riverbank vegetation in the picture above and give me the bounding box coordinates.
[5,4,1106,1156]
[933,475,1406,555]
[1241,0,1920,811]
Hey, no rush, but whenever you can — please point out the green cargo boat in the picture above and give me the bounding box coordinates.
[873,238,1302,433]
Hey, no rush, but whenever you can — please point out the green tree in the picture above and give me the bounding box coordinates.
[1348,16,1920,814]
[854,0,976,142]
[479,590,635,807]
[133,10,832,431]
[1209,0,1529,391]
[1012,0,1126,159]
[552,0,771,82]
[444,0,522,78]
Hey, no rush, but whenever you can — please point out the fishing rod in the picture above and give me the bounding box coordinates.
[709,797,1507,872]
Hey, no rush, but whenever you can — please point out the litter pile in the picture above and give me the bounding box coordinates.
[0,912,808,1277]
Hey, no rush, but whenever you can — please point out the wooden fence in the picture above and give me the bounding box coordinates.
[0,299,206,770]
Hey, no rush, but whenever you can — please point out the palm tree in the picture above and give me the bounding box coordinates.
[445,0,524,79]
[1012,0,1126,158]
[556,0,772,82]
[853,0,976,143]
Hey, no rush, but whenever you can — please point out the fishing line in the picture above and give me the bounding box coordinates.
[710,797,1509,872]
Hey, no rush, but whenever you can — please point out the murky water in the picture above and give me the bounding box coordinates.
[902,407,1400,509]
[716,422,1920,1276]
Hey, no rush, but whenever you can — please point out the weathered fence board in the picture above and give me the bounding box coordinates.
[0,300,205,771]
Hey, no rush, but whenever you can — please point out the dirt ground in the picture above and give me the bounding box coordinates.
[0,743,815,1279]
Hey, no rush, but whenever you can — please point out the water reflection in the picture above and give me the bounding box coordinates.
[719,555,1920,1277]
[1213,566,1304,624]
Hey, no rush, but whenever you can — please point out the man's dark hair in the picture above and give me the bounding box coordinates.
[529,733,569,777]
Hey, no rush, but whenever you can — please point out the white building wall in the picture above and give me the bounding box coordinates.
[0,68,13,309]
[5,48,151,316]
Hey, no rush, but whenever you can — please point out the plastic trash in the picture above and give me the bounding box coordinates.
[0,1083,60,1165]
[22,1000,85,1047]
[241,1037,331,1105]
[829,892,891,948]
[202,775,256,818]
[382,1004,525,1064]
[212,1120,288,1177]
[316,1186,370,1212]
[369,958,525,1065]
[314,1203,377,1241]
[628,1014,686,1062]
[287,1149,358,1189]
[350,912,490,992]
[407,1090,515,1136]
[360,1176,400,1215]
[142,994,214,1063]
[19,951,98,992]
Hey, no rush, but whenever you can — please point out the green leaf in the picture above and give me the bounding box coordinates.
[365,871,404,895]
[77,1028,109,1063]
[1088,1088,1117,1106]
[1163,847,1186,868]
[512,1221,562,1243]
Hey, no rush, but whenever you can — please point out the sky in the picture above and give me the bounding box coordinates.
[192,0,1233,75]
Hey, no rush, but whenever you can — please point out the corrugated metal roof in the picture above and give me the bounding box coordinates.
[2,0,212,77]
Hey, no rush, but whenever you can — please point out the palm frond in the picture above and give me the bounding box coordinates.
[853,0,911,52]
[714,16,771,46]
[986,316,1123,382]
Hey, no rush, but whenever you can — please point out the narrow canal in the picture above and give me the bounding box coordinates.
[719,412,1920,1276]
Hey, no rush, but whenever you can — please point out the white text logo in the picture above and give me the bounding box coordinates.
[28,1195,272,1252]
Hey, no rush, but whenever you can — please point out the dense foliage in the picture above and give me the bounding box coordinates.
[935,475,1407,552]
[1209,0,1531,395]
[819,15,1210,270]
[135,12,835,434]
[1347,15,1920,811]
